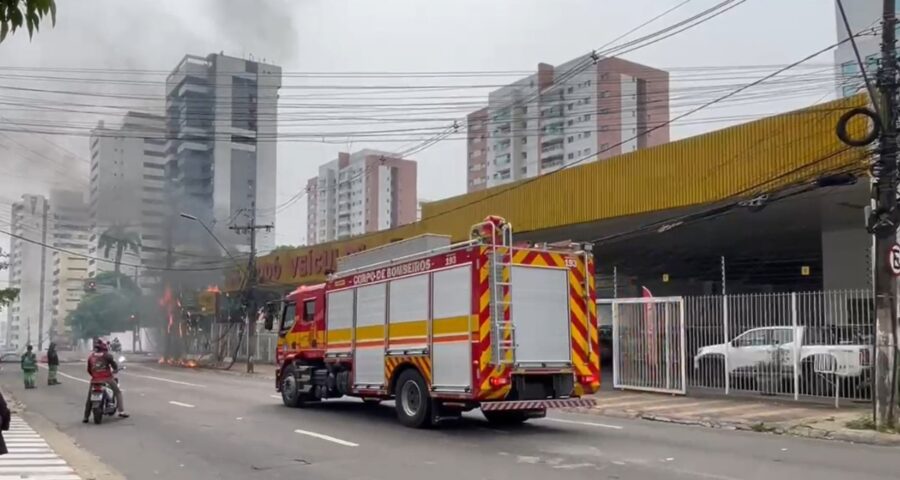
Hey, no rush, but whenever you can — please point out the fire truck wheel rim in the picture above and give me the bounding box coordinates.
[400,380,422,417]
[283,376,297,403]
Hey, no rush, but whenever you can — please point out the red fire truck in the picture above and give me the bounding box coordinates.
[264,216,600,428]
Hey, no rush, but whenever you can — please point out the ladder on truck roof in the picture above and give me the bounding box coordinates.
[470,217,516,366]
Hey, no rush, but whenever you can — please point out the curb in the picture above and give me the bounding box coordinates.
[565,407,900,447]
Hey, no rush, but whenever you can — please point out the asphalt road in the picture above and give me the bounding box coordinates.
[2,361,898,480]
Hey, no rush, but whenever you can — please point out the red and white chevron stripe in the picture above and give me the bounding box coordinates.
[480,397,596,411]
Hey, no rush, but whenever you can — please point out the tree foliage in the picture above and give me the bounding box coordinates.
[65,291,137,340]
[0,0,56,42]
[0,287,19,307]
[98,226,141,283]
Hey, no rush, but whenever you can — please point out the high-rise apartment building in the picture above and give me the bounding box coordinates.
[48,189,90,344]
[165,53,282,255]
[6,195,51,349]
[834,1,886,97]
[466,108,489,191]
[307,150,417,244]
[88,112,167,288]
[467,55,669,192]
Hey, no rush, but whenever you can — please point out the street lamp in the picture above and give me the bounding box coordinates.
[178,212,240,266]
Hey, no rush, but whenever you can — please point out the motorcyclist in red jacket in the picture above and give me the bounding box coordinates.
[83,339,128,422]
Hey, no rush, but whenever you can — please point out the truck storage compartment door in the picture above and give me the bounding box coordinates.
[326,289,354,355]
[388,275,429,353]
[510,265,571,366]
[431,265,472,390]
[354,283,386,387]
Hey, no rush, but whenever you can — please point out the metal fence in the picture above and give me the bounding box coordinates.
[686,289,873,405]
[209,323,278,364]
[602,289,874,405]
[600,297,686,394]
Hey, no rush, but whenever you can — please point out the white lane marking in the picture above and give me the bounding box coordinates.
[168,401,195,408]
[126,372,206,388]
[37,364,89,384]
[0,459,67,466]
[0,466,73,474]
[0,454,60,459]
[294,429,359,447]
[0,476,81,480]
[542,418,623,430]
[270,394,281,400]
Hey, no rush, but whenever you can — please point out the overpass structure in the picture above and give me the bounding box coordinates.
[238,94,870,296]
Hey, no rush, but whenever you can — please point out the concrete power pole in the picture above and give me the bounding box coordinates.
[871,0,899,430]
[230,182,272,374]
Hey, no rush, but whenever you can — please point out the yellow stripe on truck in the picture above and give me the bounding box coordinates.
[388,321,427,340]
[327,328,352,344]
[433,316,472,336]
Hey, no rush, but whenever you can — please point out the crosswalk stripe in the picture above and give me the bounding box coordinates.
[0,416,82,479]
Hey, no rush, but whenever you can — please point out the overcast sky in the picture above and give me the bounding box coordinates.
[0,0,844,257]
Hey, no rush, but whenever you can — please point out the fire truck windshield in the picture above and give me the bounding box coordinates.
[281,302,297,333]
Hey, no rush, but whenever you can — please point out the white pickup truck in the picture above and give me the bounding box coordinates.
[694,325,872,392]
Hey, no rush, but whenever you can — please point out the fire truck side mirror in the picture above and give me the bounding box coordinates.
[263,303,276,331]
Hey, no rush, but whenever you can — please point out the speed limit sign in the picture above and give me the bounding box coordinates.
[890,244,900,276]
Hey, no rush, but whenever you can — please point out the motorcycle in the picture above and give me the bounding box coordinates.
[88,356,126,425]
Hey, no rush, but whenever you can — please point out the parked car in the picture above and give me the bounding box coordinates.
[693,325,871,394]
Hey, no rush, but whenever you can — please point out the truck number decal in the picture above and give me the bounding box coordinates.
[565,258,577,268]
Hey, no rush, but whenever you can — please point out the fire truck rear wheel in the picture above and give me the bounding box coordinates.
[395,369,432,428]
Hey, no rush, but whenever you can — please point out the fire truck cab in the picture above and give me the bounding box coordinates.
[267,216,599,428]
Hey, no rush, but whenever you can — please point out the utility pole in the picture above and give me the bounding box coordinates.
[872,0,899,430]
[37,200,48,350]
[230,181,272,374]
[133,266,140,353]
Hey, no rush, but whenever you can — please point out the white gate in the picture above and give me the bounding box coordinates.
[600,297,686,394]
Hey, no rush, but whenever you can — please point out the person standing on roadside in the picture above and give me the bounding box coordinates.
[47,343,60,385]
[0,391,10,455]
[20,345,37,389]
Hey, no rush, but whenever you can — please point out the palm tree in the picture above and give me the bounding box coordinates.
[98,225,141,289]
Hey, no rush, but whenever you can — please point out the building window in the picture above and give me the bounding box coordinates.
[568,103,574,111]
[567,136,574,143]
[567,87,573,94]
[521,137,527,144]
[568,153,574,160]
[521,152,527,160]
[600,91,609,98]
[583,131,591,138]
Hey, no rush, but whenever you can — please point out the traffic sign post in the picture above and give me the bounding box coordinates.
[890,244,900,276]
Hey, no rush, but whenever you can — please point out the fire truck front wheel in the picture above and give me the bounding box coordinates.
[281,363,316,408]
[395,369,432,428]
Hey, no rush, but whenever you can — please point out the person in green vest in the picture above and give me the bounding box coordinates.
[20,345,37,389]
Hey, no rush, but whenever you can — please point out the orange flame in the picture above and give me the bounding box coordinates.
[159,285,175,334]
[206,284,221,293]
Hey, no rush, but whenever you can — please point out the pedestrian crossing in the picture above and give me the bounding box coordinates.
[0,416,80,480]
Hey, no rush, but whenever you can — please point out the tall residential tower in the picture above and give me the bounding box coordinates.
[307,150,417,244]
[467,55,669,192]
[165,53,282,255]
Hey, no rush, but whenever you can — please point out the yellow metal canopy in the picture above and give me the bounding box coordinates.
[236,94,869,289]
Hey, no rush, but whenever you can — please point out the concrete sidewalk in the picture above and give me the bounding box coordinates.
[575,390,900,446]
